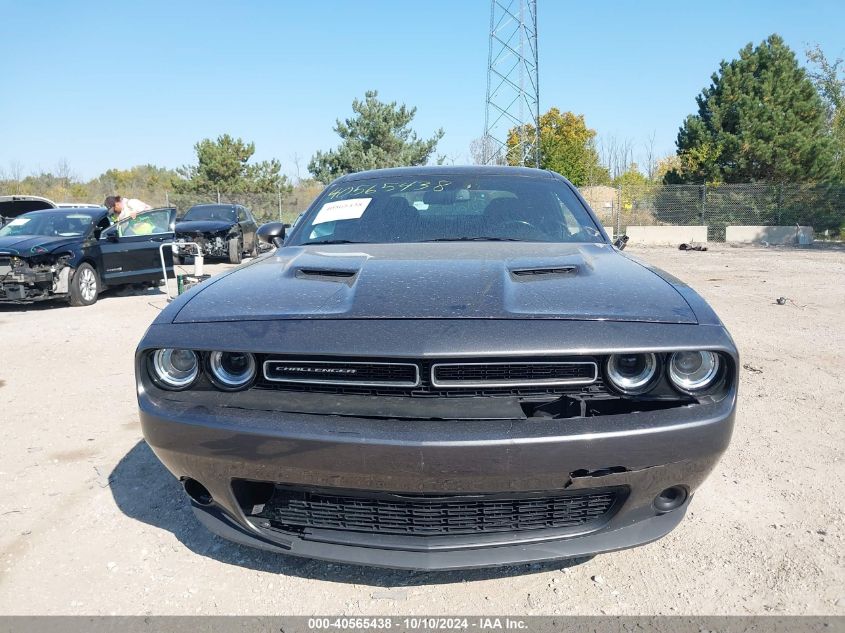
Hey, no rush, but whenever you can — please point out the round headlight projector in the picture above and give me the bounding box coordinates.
[668,351,720,393]
[208,351,257,390]
[152,348,199,389]
[605,353,658,394]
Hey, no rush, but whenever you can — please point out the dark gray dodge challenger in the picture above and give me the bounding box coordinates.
[136,166,737,570]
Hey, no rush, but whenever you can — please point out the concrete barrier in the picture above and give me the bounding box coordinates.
[725,225,814,245]
[625,225,708,245]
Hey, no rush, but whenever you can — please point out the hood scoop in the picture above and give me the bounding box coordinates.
[510,265,578,279]
[295,267,359,283]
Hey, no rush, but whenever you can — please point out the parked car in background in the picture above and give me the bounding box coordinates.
[0,206,175,306]
[175,203,258,264]
[0,195,57,226]
[56,202,104,209]
[136,166,738,570]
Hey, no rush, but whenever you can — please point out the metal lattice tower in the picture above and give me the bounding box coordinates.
[482,0,539,167]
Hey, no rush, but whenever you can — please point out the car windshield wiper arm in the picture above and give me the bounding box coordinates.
[422,236,529,242]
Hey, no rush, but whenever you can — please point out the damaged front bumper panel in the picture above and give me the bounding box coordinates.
[0,255,71,302]
[139,383,735,570]
[136,318,738,569]
[176,233,230,258]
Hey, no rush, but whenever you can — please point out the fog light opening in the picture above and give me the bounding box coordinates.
[231,479,276,515]
[183,478,213,506]
[654,486,688,513]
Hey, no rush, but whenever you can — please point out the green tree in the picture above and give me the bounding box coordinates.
[507,109,609,186]
[176,134,289,193]
[806,45,845,181]
[91,164,179,202]
[612,162,648,189]
[613,163,655,221]
[308,90,444,183]
[668,34,837,184]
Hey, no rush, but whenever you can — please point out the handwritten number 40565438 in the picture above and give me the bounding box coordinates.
[326,180,452,200]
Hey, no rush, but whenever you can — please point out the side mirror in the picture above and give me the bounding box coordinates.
[103,226,120,242]
[257,222,286,247]
[613,234,629,250]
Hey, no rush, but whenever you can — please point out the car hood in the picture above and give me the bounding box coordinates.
[0,235,80,256]
[173,242,697,324]
[175,220,235,234]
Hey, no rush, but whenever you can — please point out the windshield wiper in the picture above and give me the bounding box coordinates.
[422,236,529,242]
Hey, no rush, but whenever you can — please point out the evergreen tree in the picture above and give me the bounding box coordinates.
[308,90,444,183]
[668,34,836,183]
[176,135,288,193]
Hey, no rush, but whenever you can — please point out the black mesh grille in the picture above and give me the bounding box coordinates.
[253,487,619,536]
[433,362,595,385]
[264,360,418,385]
[258,357,603,397]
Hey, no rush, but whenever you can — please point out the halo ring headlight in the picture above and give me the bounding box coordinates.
[669,351,720,393]
[605,353,658,394]
[208,351,256,390]
[151,348,199,390]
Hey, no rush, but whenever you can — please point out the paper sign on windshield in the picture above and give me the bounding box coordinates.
[313,198,372,225]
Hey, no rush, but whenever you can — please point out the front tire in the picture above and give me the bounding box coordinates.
[69,263,99,307]
[228,237,243,264]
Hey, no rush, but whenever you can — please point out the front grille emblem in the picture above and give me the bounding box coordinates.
[263,360,419,387]
[276,366,358,375]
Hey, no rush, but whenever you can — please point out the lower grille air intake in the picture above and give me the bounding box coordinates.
[251,486,620,536]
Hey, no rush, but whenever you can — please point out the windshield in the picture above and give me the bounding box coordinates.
[0,211,96,238]
[183,205,236,223]
[289,175,604,245]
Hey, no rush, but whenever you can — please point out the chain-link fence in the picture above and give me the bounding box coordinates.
[580,182,845,241]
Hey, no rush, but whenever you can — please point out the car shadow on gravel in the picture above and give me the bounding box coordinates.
[110,440,592,586]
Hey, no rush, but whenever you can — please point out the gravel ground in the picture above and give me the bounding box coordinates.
[0,244,843,615]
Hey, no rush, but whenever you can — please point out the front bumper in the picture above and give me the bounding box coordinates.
[0,265,57,302]
[139,388,735,570]
[176,234,229,258]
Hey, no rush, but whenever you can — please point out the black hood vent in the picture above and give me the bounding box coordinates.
[295,268,358,282]
[510,266,578,278]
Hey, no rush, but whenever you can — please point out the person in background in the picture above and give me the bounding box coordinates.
[103,195,152,224]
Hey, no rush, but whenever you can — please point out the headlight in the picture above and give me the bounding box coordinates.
[668,351,720,393]
[606,353,658,394]
[151,348,199,390]
[208,351,256,390]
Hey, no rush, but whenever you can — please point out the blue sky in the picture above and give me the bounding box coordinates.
[2,0,844,181]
